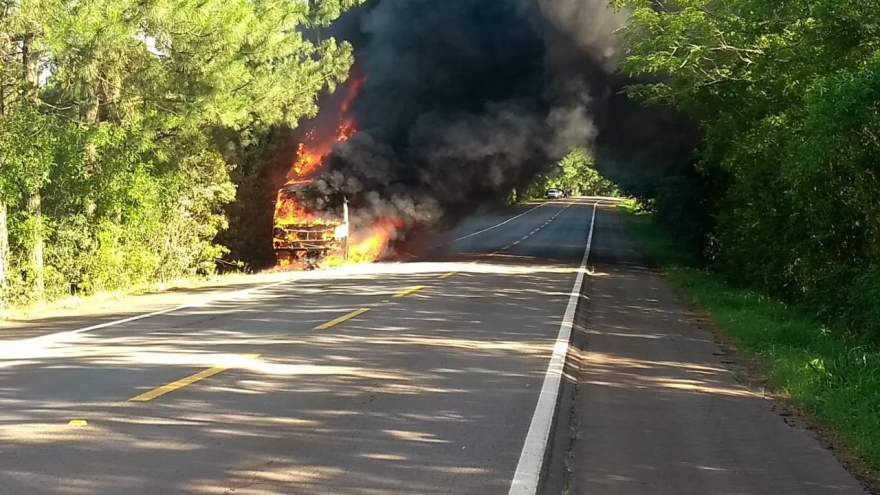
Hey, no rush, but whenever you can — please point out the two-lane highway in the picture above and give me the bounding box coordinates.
[0,199,597,494]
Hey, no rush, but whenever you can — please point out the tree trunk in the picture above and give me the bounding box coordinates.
[26,193,44,298]
[22,34,44,299]
[0,41,6,303]
[0,34,8,310]
[21,34,38,101]
[87,88,99,124]
[0,200,8,307]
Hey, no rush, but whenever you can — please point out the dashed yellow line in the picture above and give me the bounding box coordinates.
[393,286,426,298]
[314,307,371,330]
[130,354,260,402]
[136,273,453,402]
[130,366,227,402]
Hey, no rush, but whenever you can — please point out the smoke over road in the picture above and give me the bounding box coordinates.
[291,0,693,251]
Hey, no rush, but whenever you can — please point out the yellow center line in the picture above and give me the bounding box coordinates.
[130,367,227,402]
[439,272,458,279]
[314,281,446,332]
[314,307,371,330]
[129,354,260,402]
[393,285,426,298]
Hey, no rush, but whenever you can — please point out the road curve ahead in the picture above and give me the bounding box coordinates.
[0,199,596,495]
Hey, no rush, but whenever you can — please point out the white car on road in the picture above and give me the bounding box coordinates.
[545,188,564,199]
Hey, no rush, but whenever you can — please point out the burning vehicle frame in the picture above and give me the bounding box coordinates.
[270,72,395,270]
[272,183,351,268]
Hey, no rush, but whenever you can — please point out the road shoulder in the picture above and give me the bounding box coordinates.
[567,206,867,494]
[0,271,296,340]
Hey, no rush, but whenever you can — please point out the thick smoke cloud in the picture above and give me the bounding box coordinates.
[536,0,629,70]
[299,0,690,243]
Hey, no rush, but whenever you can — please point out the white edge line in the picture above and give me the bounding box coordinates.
[24,278,295,343]
[453,202,548,242]
[507,201,598,495]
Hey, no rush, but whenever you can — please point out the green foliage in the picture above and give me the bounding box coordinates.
[527,148,620,198]
[619,0,880,341]
[0,0,364,305]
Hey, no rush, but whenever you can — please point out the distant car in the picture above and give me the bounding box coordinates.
[545,188,564,199]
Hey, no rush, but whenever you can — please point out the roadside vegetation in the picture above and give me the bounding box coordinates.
[525,148,619,199]
[0,0,364,308]
[615,1,880,482]
[615,2,880,349]
[620,201,880,484]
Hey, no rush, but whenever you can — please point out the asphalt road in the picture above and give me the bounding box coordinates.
[0,198,596,495]
[1,198,867,495]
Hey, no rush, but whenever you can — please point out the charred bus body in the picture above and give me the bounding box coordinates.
[272,181,349,268]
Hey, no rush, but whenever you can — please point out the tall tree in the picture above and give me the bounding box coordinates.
[0,0,15,300]
[617,0,880,338]
[0,0,366,304]
[21,26,45,297]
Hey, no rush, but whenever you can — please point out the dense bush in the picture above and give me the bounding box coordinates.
[619,0,880,340]
[0,0,364,306]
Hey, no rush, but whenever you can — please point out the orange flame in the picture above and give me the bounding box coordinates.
[274,74,365,227]
[273,72,402,268]
[320,218,402,268]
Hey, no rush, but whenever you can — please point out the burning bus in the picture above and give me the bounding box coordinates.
[271,72,393,269]
[272,180,350,268]
[269,73,360,269]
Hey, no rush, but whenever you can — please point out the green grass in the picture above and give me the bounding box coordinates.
[619,201,880,484]
[1,269,255,320]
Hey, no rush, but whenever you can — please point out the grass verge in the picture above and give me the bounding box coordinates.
[1,269,263,321]
[619,200,880,488]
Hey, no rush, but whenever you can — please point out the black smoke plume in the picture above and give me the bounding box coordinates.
[296,0,695,247]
